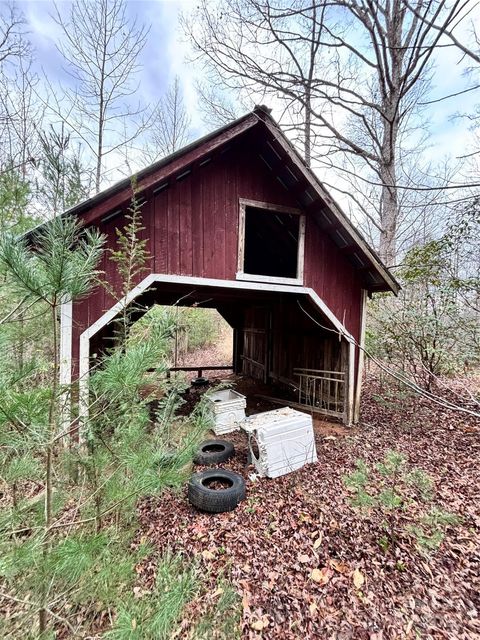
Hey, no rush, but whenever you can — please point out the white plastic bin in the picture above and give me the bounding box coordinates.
[242,407,317,478]
[206,389,247,435]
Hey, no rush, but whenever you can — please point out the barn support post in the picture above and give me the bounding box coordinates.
[346,339,356,426]
[232,327,244,373]
[59,298,73,435]
[354,289,368,423]
[78,332,90,440]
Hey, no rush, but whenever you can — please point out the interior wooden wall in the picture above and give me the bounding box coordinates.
[241,299,344,387]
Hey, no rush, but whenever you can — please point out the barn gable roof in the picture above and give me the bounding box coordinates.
[35,106,400,294]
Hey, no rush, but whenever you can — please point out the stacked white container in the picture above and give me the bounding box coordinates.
[206,389,247,436]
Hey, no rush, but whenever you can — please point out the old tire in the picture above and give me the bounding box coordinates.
[188,469,246,513]
[193,439,235,465]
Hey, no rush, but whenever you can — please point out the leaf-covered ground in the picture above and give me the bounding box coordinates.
[135,376,480,639]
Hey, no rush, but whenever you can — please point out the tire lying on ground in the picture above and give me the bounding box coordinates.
[188,469,246,513]
[193,439,235,465]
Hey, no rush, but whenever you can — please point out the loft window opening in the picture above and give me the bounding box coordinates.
[237,200,305,284]
[244,207,298,278]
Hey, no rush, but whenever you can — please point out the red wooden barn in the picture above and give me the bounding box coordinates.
[57,106,399,426]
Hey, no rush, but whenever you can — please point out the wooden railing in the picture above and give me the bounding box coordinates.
[165,365,233,380]
[293,368,346,419]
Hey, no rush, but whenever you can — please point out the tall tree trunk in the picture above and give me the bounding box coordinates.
[304,87,311,168]
[95,2,108,194]
[379,154,398,266]
[378,2,403,267]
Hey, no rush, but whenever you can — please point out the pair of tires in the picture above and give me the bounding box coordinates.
[188,439,246,513]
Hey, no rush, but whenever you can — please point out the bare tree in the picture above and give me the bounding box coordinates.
[194,80,241,128]
[51,0,150,192]
[146,76,191,161]
[0,3,37,170]
[0,60,44,176]
[185,0,478,265]
[183,0,336,167]
[0,2,29,71]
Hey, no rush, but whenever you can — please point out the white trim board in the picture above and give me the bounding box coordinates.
[353,289,368,423]
[81,274,354,342]
[59,299,73,433]
[60,299,73,384]
[77,273,356,431]
[235,272,303,286]
[347,340,356,427]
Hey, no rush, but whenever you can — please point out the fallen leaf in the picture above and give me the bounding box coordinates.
[311,567,333,585]
[242,590,251,614]
[132,374,478,640]
[353,568,365,588]
[313,535,323,549]
[299,512,313,523]
[251,619,267,631]
[202,549,215,561]
[330,559,350,574]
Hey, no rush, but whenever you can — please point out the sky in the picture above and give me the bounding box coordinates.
[9,0,480,212]
[18,0,202,127]
[13,0,206,186]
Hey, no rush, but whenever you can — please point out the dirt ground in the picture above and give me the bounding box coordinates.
[136,375,480,640]
[175,324,234,378]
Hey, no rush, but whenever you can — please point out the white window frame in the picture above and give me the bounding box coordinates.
[236,198,306,286]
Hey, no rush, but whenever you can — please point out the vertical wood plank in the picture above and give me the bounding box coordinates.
[224,152,238,279]
[179,175,193,275]
[154,189,168,274]
[214,156,226,279]
[191,168,204,276]
[202,162,216,277]
[167,182,180,274]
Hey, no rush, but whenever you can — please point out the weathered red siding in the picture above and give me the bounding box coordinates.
[303,217,363,342]
[80,140,300,330]
[71,135,364,391]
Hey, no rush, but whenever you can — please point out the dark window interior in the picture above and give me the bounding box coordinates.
[243,206,300,278]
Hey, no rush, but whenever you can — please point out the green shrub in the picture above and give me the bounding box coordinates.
[344,450,460,553]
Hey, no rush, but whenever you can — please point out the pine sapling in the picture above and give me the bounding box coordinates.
[0,215,104,635]
[106,177,151,344]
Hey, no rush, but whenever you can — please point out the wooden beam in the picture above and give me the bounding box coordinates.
[346,340,356,426]
[254,394,342,420]
[59,298,73,433]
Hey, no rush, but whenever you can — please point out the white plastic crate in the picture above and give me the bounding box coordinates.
[206,389,247,435]
[242,407,317,478]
